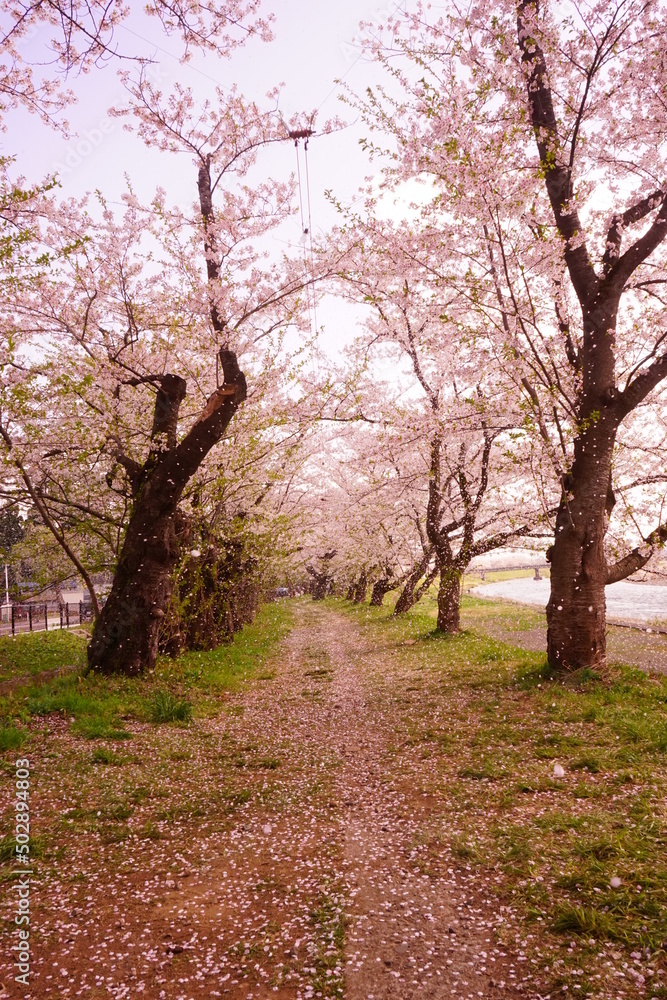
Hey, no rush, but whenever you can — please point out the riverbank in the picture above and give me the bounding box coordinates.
[472,578,667,627]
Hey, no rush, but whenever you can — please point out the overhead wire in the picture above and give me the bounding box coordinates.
[313,0,409,115]
[303,134,319,342]
[289,128,319,367]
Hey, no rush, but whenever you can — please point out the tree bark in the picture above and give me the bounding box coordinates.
[412,559,439,606]
[393,546,435,614]
[307,567,330,601]
[88,350,246,675]
[426,433,465,634]
[436,563,462,633]
[370,577,392,606]
[353,572,368,604]
[545,414,615,670]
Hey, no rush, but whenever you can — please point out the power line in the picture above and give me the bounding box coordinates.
[315,0,408,114]
[117,23,236,95]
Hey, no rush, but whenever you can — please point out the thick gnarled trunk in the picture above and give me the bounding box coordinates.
[370,577,393,606]
[87,460,183,675]
[311,574,329,601]
[353,572,368,604]
[547,518,607,670]
[435,564,462,633]
[394,546,435,615]
[88,350,246,675]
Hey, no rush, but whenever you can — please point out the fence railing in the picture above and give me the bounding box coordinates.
[0,602,93,637]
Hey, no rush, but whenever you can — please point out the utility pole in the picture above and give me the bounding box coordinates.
[2,564,10,621]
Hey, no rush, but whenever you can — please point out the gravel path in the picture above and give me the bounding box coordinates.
[320,610,517,1000]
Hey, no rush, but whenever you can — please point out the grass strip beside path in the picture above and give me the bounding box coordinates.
[0,602,292,750]
[333,595,667,998]
[0,596,293,884]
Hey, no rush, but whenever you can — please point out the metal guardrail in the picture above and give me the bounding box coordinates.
[0,602,92,637]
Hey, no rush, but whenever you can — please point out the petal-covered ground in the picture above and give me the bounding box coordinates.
[1,599,665,999]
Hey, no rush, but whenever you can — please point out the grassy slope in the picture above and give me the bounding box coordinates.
[0,602,292,745]
[332,594,667,997]
[0,630,88,683]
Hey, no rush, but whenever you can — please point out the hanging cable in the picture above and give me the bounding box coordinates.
[294,135,307,237]
[289,128,317,350]
[303,135,319,341]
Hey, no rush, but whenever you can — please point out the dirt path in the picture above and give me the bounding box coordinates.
[297,605,518,1000]
[2,604,526,999]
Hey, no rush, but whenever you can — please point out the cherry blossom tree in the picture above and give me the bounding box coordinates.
[335,218,556,631]
[0,73,321,673]
[351,0,667,668]
[1,0,271,124]
[283,411,429,604]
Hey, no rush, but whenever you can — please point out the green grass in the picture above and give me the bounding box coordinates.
[307,883,347,998]
[330,594,667,974]
[421,586,547,633]
[0,721,28,751]
[0,629,87,682]
[462,566,550,586]
[91,746,127,765]
[0,600,292,915]
[149,690,193,724]
[0,601,293,745]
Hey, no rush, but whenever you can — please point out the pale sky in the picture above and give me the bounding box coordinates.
[5,0,405,357]
[7,1,399,210]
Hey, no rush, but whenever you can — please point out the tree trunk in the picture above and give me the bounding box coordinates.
[436,563,462,633]
[370,578,392,606]
[412,560,439,606]
[353,572,368,604]
[88,350,246,675]
[87,470,182,675]
[393,547,435,615]
[345,581,356,600]
[546,417,615,671]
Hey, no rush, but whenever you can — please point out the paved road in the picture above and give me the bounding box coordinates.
[472,578,667,625]
[471,582,667,674]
